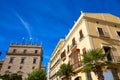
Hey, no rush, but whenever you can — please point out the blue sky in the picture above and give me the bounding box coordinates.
[0,0,120,70]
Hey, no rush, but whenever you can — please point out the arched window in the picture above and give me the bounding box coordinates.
[79,30,84,39]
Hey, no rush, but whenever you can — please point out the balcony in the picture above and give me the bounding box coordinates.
[50,58,60,70]
[99,32,110,38]
[72,62,82,70]
[61,51,66,61]
[70,42,77,51]
[49,71,57,79]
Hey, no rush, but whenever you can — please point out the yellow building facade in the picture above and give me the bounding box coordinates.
[48,13,120,80]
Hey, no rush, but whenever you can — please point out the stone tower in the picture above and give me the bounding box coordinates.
[0,43,43,78]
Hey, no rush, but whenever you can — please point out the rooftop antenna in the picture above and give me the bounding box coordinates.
[22,37,25,44]
[29,37,32,44]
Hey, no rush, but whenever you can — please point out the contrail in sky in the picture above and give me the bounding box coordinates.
[15,12,32,38]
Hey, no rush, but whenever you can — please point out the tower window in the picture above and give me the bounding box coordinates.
[23,49,27,54]
[32,66,35,69]
[8,66,11,69]
[33,58,37,64]
[13,49,16,53]
[9,57,14,63]
[35,50,38,54]
[20,58,25,64]
[19,66,23,69]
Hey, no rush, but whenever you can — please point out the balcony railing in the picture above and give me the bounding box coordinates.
[99,32,110,38]
[50,58,60,70]
[70,42,77,51]
[61,51,66,61]
[49,71,57,79]
[72,62,82,70]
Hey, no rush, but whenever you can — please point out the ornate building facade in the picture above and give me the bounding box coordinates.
[48,12,120,80]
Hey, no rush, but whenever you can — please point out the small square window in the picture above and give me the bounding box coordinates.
[19,66,23,69]
[8,66,11,69]
[20,58,25,64]
[23,49,27,54]
[35,50,38,54]
[13,49,16,53]
[33,58,37,64]
[9,57,14,63]
[32,66,35,69]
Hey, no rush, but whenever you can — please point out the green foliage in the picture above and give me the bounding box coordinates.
[82,48,107,64]
[25,69,46,80]
[57,63,75,80]
[81,48,120,80]
[0,74,22,80]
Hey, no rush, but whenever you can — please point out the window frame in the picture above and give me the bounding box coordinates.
[82,48,86,54]
[19,66,23,69]
[33,58,37,64]
[9,57,14,63]
[8,66,11,69]
[116,31,120,39]
[35,50,38,54]
[32,66,35,69]
[23,49,27,54]
[13,49,16,53]
[20,58,25,64]
[97,27,105,36]
[79,30,84,39]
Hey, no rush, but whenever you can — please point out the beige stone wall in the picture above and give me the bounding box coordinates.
[86,14,120,60]
[8,45,42,55]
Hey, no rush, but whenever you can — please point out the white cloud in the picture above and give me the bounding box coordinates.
[15,12,32,38]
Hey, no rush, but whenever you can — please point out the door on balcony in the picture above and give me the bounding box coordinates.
[103,46,113,61]
[103,69,114,80]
